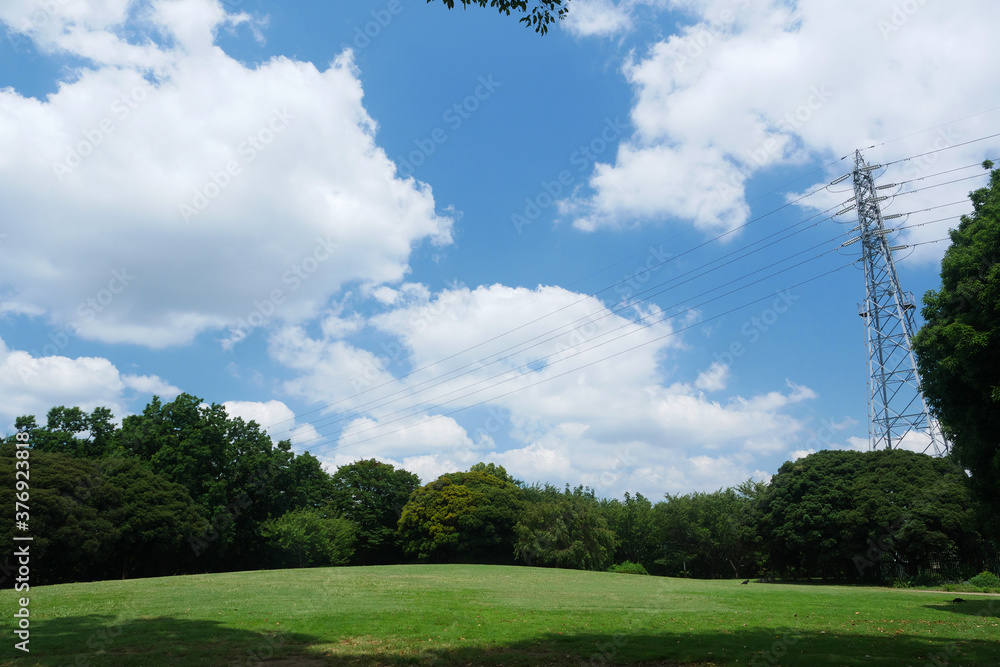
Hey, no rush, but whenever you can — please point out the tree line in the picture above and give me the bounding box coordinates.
[1,394,994,587]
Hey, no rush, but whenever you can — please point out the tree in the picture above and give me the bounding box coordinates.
[116,393,338,571]
[912,160,1000,525]
[15,406,117,459]
[467,461,519,484]
[600,492,656,571]
[757,449,979,582]
[330,459,420,564]
[88,457,210,579]
[427,0,569,34]
[515,484,617,570]
[652,486,761,579]
[397,466,524,563]
[260,506,355,568]
[0,443,206,584]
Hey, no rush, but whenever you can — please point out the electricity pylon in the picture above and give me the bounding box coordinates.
[837,150,948,456]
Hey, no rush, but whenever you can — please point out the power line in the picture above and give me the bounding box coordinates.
[303,263,855,456]
[275,204,849,438]
[264,154,987,442]
[288,246,847,448]
[858,105,1000,152]
[264,178,839,432]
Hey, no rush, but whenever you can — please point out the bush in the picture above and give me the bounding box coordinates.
[261,507,355,568]
[968,571,1000,590]
[608,561,649,575]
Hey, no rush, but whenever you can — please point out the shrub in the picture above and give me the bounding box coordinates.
[608,561,649,575]
[968,571,1000,591]
[261,507,355,568]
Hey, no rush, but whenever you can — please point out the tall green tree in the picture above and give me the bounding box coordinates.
[88,457,210,579]
[912,160,1000,525]
[116,393,336,571]
[398,466,524,563]
[15,406,117,459]
[0,443,206,585]
[330,459,420,564]
[515,484,617,570]
[427,0,569,34]
[652,486,761,579]
[600,492,656,571]
[757,449,979,582]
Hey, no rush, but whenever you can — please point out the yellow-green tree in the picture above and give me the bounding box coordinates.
[398,466,524,563]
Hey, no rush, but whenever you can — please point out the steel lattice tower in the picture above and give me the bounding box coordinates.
[841,150,948,456]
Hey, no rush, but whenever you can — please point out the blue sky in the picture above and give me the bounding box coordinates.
[0,0,997,497]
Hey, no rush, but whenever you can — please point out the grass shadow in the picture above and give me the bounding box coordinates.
[6,613,322,667]
[307,626,1000,666]
[8,612,999,666]
[922,599,1000,618]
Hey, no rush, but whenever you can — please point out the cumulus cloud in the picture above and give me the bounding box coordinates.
[693,360,728,391]
[563,0,634,37]
[564,0,1000,256]
[268,283,816,496]
[0,0,451,349]
[221,399,320,447]
[0,336,180,430]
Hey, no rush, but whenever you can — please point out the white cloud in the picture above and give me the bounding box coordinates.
[269,282,817,496]
[564,0,1000,257]
[222,399,295,431]
[693,360,728,391]
[221,398,320,447]
[121,373,182,398]
[0,336,178,430]
[0,0,452,349]
[563,0,634,37]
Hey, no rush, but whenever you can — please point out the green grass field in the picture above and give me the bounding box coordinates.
[2,565,998,666]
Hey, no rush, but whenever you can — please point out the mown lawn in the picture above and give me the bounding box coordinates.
[2,564,998,666]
